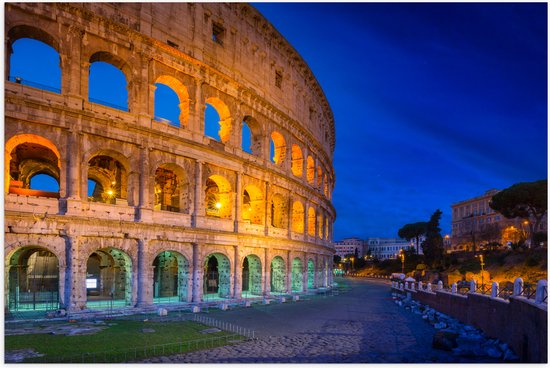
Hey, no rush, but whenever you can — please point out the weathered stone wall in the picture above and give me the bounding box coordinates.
[4,3,336,312]
[411,289,547,362]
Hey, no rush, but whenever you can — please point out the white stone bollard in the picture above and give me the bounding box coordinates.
[219,303,228,311]
[293,295,300,302]
[418,281,423,291]
[400,283,404,290]
[451,283,457,294]
[263,299,271,305]
[513,277,524,296]
[535,279,547,304]
[192,306,201,313]
[470,279,477,293]
[244,300,252,307]
[491,282,499,298]
[427,283,432,292]
[157,308,168,316]
[437,281,443,290]
[410,282,415,291]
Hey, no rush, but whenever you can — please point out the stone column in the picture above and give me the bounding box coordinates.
[136,239,153,306]
[234,172,242,232]
[80,61,90,104]
[63,131,83,215]
[313,255,319,289]
[264,248,271,296]
[264,182,271,236]
[286,251,292,294]
[302,255,308,292]
[287,193,293,239]
[191,160,203,227]
[65,236,86,311]
[62,26,85,109]
[233,245,242,299]
[192,243,203,302]
[138,146,153,222]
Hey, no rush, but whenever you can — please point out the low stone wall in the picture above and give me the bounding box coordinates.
[394,282,547,363]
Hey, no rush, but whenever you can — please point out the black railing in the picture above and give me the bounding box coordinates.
[89,97,129,112]
[8,75,61,94]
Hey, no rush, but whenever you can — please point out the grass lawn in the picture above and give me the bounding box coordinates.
[5,319,244,363]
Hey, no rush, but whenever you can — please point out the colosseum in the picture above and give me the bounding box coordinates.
[4,3,336,314]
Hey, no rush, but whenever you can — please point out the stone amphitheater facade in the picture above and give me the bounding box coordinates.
[5,3,336,312]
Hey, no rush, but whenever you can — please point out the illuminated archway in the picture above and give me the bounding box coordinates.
[270,256,286,294]
[242,254,262,297]
[203,253,231,299]
[205,97,231,143]
[307,207,316,236]
[242,116,263,156]
[307,259,315,289]
[292,257,303,292]
[271,193,287,228]
[242,185,264,225]
[85,248,132,308]
[154,163,189,213]
[306,155,315,184]
[291,201,305,233]
[205,175,232,218]
[291,144,303,177]
[87,154,128,204]
[152,251,189,303]
[89,52,130,111]
[270,131,286,165]
[6,246,60,311]
[154,75,190,128]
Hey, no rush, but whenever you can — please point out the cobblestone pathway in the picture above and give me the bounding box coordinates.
[141,278,500,363]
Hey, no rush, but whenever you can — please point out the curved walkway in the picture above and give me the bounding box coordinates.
[142,278,500,363]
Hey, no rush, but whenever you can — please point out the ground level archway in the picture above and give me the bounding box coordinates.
[242,254,262,297]
[203,253,231,300]
[292,258,303,292]
[6,246,60,311]
[270,256,286,294]
[307,259,315,289]
[152,251,189,303]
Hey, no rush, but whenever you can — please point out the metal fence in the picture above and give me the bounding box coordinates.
[27,333,245,363]
[8,76,61,93]
[193,314,255,339]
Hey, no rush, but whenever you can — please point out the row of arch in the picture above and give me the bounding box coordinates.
[6,134,333,239]
[6,245,330,311]
[7,28,334,197]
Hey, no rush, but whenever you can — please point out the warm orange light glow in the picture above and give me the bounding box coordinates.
[215,202,222,209]
[107,190,114,196]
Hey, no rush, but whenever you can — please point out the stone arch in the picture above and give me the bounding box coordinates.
[242,184,264,225]
[291,200,305,233]
[153,162,190,213]
[241,254,262,297]
[270,193,287,229]
[270,256,286,293]
[5,134,61,195]
[205,97,232,143]
[86,150,129,204]
[5,245,61,312]
[85,247,133,308]
[203,253,231,299]
[307,258,315,289]
[291,144,303,177]
[152,250,189,303]
[317,166,323,189]
[270,131,286,165]
[307,207,316,236]
[7,24,60,52]
[317,212,324,239]
[292,257,304,292]
[88,51,131,111]
[324,173,329,197]
[154,75,190,128]
[325,217,330,240]
[205,174,232,218]
[242,115,263,157]
[306,155,315,184]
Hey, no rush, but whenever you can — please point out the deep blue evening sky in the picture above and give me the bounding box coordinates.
[254,2,548,240]
[9,3,547,242]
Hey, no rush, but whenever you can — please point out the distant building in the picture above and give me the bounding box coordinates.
[365,237,414,260]
[334,237,365,258]
[450,189,547,251]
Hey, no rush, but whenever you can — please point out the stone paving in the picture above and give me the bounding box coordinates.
[141,278,503,363]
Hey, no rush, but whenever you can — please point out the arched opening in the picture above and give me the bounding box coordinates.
[317,166,323,189]
[154,164,189,213]
[306,156,315,184]
[318,212,324,239]
[85,248,132,309]
[241,255,262,298]
[324,173,329,197]
[89,56,128,111]
[87,155,128,204]
[307,207,316,236]
[205,175,232,218]
[292,258,303,292]
[152,251,189,303]
[270,256,286,294]
[270,193,287,229]
[154,75,190,128]
[203,253,231,300]
[7,138,60,198]
[291,144,303,177]
[307,259,315,289]
[270,131,286,165]
[205,97,231,143]
[8,37,61,93]
[325,218,330,240]
[291,201,305,233]
[154,84,180,127]
[242,116,263,157]
[242,185,264,225]
[6,246,59,311]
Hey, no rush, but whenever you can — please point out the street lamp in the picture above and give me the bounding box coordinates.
[476,254,485,290]
[399,249,405,274]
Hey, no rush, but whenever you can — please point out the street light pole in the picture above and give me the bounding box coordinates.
[399,249,405,274]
